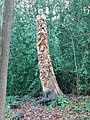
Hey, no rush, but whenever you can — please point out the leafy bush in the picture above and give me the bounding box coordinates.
[49,96,72,109]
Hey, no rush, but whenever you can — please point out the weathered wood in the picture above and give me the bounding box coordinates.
[36,14,63,97]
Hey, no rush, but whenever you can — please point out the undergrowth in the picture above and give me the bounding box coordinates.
[5,95,90,119]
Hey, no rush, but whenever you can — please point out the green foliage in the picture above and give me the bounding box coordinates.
[5,96,18,119]
[7,0,42,96]
[7,0,90,96]
[49,95,90,118]
[11,115,19,120]
[85,101,90,112]
[49,0,90,94]
[49,96,72,109]
[5,105,12,119]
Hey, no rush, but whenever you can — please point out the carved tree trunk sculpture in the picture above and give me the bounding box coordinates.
[36,14,63,96]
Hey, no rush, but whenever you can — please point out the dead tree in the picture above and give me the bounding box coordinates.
[36,14,63,97]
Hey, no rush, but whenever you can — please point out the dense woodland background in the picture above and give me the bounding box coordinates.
[1,0,90,97]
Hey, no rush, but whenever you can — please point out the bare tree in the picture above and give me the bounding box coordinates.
[0,0,14,119]
[36,14,63,97]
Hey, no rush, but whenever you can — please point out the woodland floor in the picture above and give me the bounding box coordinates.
[6,95,90,120]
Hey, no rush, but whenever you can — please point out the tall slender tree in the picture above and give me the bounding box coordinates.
[0,0,14,119]
[36,13,63,96]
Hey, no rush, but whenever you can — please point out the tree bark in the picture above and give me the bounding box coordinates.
[36,14,63,97]
[70,33,80,94]
[0,0,14,119]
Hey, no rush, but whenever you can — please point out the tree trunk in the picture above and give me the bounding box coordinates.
[70,33,80,94]
[0,26,2,76]
[36,14,63,97]
[0,0,4,74]
[0,0,14,119]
